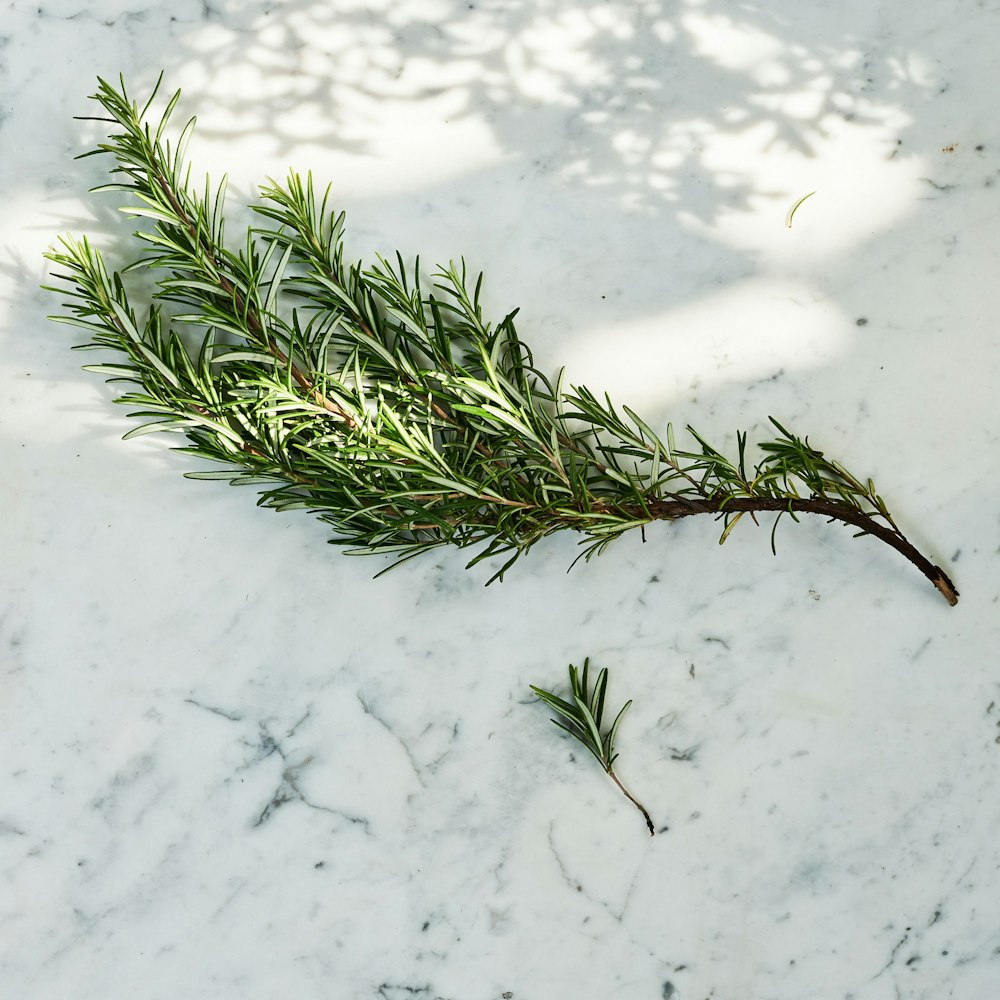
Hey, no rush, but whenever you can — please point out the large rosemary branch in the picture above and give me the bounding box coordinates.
[45,76,958,605]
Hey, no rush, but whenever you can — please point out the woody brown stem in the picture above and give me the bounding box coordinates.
[634,496,958,605]
[607,767,655,836]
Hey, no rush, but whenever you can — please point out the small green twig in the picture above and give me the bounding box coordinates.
[531,659,655,836]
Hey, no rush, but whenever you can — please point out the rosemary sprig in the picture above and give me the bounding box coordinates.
[44,75,959,605]
[531,660,654,836]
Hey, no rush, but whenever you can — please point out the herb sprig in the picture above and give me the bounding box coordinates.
[44,75,959,604]
[531,660,654,835]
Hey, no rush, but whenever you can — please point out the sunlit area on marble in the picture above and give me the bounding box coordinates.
[2,1,999,999]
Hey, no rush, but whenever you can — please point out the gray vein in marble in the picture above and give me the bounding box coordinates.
[870,927,913,983]
[183,696,245,722]
[89,752,172,827]
[546,820,583,896]
[239,714,371,830]
[356,690,426,788]
[420,720,461,775]
[374,984,448,1000]
[546,819,654,937]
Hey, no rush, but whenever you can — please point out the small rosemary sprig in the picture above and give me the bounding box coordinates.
[43,75,959,605]
[531,660,654,836]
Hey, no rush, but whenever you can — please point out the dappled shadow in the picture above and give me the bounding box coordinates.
[7,0,998,572]
[25,0,959,386]
[158,0,932,222]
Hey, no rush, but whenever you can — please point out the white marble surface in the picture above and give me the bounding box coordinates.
[3,1,1000,997]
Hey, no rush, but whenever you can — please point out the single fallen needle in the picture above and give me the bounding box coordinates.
[786,190,816,228]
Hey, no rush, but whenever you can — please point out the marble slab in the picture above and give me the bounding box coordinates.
[2,1,999,997]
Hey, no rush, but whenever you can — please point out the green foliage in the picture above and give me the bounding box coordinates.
[531,659,632,771]
[44,75,958,602]
[531,660,654,835]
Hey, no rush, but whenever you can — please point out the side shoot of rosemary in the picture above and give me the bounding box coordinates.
[531,660,655,836]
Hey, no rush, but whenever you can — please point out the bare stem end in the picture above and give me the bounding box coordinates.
[932,567,960,607]
[608,767,655,837]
